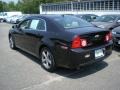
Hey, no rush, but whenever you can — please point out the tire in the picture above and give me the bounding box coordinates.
[9,36,16,49]
[40,47,56,72]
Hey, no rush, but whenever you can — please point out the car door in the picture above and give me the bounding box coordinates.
[14,19,31,50]
[21,18,47,56]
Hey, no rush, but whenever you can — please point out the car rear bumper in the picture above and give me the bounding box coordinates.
[56,42,112,69]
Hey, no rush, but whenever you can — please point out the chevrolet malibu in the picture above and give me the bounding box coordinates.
[9,15,112,72]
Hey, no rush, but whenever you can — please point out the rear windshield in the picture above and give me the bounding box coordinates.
[53,15,93,29]
[94,15,117,22]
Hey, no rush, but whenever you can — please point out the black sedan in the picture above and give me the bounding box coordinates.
[75,14,98,22]
[92,15,120,30]
[112,26,120,47]
[9,15,112,72]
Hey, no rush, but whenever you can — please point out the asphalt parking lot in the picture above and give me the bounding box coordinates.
[0,23,120,90]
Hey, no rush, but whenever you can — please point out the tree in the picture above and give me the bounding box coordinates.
[17,0,43,14]
[0,0,74,13]
[0,1,8,12]
[7,1,16,11]
[0,1,3,12]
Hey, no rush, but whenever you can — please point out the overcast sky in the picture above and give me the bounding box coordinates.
[2,0,18,3]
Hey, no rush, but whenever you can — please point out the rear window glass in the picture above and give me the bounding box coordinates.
[53,15,93,29]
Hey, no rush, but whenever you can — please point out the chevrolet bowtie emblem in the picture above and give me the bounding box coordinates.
[95,35,100,38]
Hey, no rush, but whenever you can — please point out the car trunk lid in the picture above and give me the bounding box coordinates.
[67,26,110,48]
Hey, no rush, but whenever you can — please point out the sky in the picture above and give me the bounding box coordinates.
[2,0,18,3]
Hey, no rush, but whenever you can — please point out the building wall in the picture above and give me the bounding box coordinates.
[40,0,120,16]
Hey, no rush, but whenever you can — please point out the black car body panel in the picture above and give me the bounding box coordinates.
[67,26,107,35]
[54,40,112,68]
[9,15,112,69]
[112,26,120,47]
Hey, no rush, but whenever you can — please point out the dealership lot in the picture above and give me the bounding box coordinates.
[0,23,120,90]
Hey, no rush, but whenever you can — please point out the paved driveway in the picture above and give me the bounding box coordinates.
[0,23,120,90]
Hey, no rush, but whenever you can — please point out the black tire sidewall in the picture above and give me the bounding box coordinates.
[9,36,16,49]
[40,47,56,72]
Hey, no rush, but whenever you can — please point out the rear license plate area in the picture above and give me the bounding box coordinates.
[95,48,105,59]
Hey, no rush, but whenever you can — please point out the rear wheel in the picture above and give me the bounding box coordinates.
[9,36,16,49]
[40,47,56,72]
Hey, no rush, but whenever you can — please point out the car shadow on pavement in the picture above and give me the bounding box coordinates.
[16,49,42,65]
[113,46,120,52]
[55,61,108,79]
[17,49,108,79]
[113,46,120,57]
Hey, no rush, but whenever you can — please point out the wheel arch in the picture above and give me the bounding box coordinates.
[39,44,48,54]
[38,44,55,56]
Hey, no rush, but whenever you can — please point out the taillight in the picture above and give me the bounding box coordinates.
[71,36,87,49]
[105,32,112,42]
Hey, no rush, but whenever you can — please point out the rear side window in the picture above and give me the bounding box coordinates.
[29,19,46,31]
[37,19,46,31]
[29,20,39,30]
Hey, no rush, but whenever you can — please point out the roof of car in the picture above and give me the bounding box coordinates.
[75,14,97,15]
[102,14,120,16]
[26,14,74,19]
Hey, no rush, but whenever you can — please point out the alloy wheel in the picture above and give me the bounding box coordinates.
[41,48,55,70]
[9,37,14,49]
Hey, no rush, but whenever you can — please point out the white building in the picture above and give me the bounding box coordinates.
[39,0,120,16]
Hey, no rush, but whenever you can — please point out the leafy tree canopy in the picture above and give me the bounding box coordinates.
[0,0,72,14]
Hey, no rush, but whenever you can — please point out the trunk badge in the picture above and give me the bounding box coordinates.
[95,35,100,38]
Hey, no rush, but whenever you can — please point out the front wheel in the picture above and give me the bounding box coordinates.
[9,36,16,49]
[40,47,56,72]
